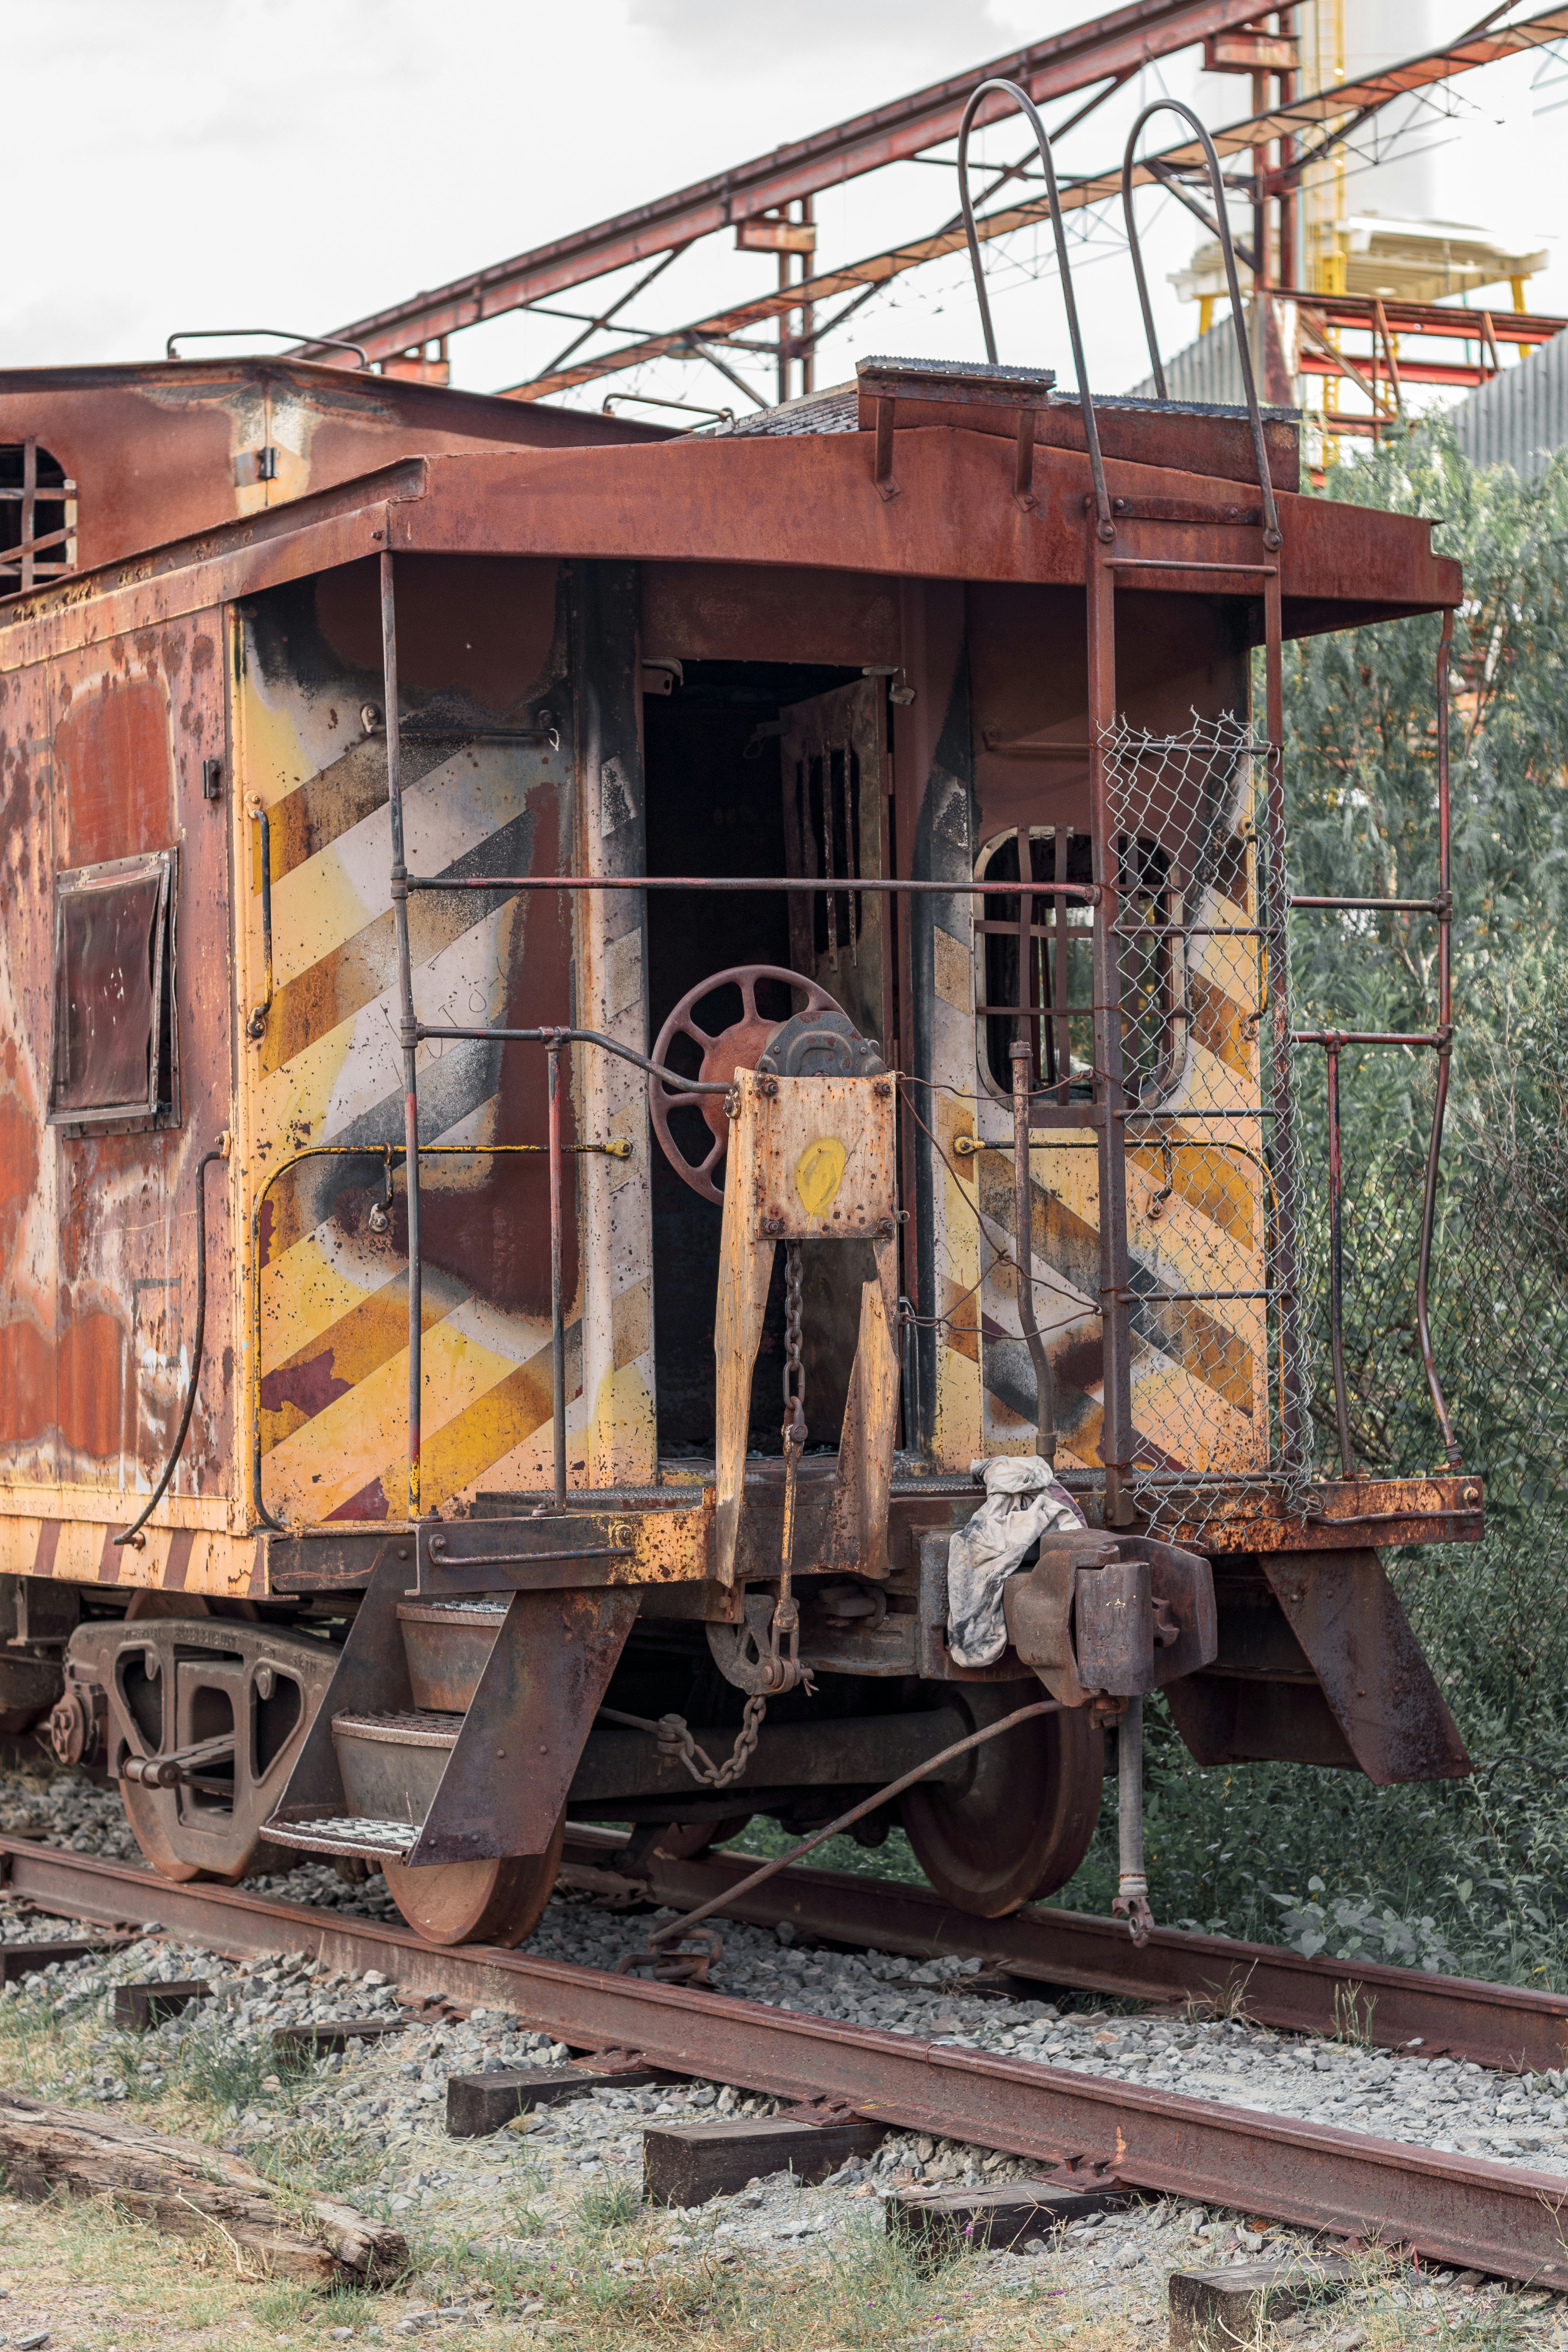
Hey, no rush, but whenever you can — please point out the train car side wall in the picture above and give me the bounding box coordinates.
[0,606,241,1588]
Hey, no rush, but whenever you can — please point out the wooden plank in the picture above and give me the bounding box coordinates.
[1168,2256,1354,2349]
[271,2016,408,2056]
[0,1939,127,1985]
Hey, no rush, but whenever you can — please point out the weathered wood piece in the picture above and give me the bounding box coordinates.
[0,2092,407,2286]
[114,1979,209,2031]
[643,2114,884,2205]
[887,2178,1130,2254]
[1168,2255,1354,2348]
[446,2063,665,2137]
[271,2016,408,2056]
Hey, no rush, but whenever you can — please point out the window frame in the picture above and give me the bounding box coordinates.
[47,849,181,1136]
[972,823,1098,1105]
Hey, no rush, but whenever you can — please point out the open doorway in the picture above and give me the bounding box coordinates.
[643,658,886,1460]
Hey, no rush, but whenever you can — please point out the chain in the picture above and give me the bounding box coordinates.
[782,1240,806,1441]
[599,1697,767,1790]
[771,1241,810,1693]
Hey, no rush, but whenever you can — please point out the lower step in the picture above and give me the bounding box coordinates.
[260,1811,419,1862]
[332,1708,459,1827]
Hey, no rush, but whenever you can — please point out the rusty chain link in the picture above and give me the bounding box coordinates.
[771,1240,809,1692]
[598,1695,767,1790]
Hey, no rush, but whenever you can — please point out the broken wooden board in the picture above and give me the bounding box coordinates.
[0,2092,407,2286]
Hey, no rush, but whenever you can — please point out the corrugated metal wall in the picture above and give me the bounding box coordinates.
[1451,335,1568,477]
[1125,315,1249,407]
[1132,314,1568,480]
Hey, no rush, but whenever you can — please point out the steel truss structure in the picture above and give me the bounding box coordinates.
[294,3,1568,418]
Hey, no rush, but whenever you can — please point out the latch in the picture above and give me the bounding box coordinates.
[235,446,280,486]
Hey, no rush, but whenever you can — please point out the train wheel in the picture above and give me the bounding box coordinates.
[382,1811,567,1947]
[900,1681,1103,1917]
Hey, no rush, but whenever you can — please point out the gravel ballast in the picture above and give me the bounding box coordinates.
[1,1760,1564,2345]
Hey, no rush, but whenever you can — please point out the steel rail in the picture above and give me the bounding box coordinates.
[585,1837,1568,2077]
[2,1834,1565,2289]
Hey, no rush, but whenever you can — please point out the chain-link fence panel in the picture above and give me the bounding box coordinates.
[1100,713,1317,1539]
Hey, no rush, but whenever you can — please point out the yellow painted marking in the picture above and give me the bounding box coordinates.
[795,1138,847,1216]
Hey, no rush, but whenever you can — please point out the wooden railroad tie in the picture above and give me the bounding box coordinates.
[887,2179,1130,2259]
[445,2061,671,2138]
[0,1939,129,1986]
[643,2114,886,2205]
[113,1979,210,2031]
[271,2017,409,2057]
[1168,2255,1356,2348]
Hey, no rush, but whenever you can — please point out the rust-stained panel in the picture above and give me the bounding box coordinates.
[0,608,232,1514]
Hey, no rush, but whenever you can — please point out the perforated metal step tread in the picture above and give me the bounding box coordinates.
[260,1813,419,1860]
[332,1710,461,1747]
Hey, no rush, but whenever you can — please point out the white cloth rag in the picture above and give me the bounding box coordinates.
[946,1455,1086,1668]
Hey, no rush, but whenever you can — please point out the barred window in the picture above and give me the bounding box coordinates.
[973,824,1176,1103]
[1,442,76,593]
[973,825,1095,1100]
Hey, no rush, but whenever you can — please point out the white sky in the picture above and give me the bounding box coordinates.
[5,0,1566,415]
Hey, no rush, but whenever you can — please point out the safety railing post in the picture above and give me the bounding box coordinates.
[380,550,423,1523]
[1325,1033,1357,1478]
[548,1030,568,1511]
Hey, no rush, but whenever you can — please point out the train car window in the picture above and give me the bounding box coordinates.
[973,825,1096,1100]
[974,825,1177,1103]
[1,442,76,593]
[48,850,180,1132]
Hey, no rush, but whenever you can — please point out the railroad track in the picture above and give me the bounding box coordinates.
[563,1829,1568,2076]
[3,1831,1566,2293]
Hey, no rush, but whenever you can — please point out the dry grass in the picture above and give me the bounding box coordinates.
[0,2187,1556,2352]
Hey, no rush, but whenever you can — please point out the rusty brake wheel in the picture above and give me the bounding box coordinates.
[900,1681,1103,1917]
[649,965,839,1205]
[381,1810,567,1947]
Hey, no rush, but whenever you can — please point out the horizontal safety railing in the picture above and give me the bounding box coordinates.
[1288,610,1459,1479]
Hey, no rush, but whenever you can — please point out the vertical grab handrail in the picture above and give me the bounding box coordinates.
[956,77,1114,544]
[381,551,424,1523]
[1120,99,1282,553]
[1417,609,1461,1466]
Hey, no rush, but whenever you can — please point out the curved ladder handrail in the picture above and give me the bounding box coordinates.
[956,77,1114,544]
[1120,98,1282,551]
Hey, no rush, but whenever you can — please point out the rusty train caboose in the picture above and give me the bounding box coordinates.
[0,121,1481,1947]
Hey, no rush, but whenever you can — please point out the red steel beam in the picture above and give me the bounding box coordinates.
[302,0,1274,366]
[1299,355,1515,392]
[5,1835,1566,2290]
[1304,294,1566,346]
[507,5,1568,404]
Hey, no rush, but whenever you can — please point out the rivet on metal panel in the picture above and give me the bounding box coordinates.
[873,397,898,501]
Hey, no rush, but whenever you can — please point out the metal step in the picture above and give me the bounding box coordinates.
[332,1709,461,1746]
[332,1709,460,1827]
[259,1811,418,1861]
